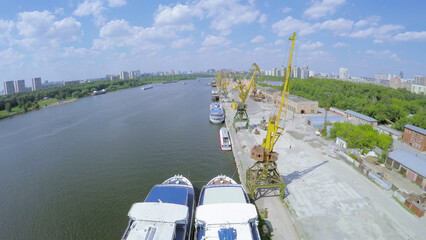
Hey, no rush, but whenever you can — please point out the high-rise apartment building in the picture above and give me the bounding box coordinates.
[280,66,285,77]
[339,68,348,79]
[14,80,26,93]
[272,67,277,77]
[120,71,129,80]
[291,66,301,78]
[3,81,15,95]
[32,77,42,91]
[414,75,425,86]
[301,65,309,79]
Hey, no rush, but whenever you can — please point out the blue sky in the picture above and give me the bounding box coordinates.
[1,0,425,90]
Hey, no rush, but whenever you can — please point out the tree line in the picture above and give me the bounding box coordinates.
[261,77,426,131]
[0,74,210,114]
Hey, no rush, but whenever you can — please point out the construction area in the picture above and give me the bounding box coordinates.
[213,34,426,240]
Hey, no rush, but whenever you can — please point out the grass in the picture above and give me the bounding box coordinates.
[393,196,417,216]
[0,98,74,119]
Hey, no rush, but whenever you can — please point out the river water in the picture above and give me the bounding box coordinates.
[0,78,237,239]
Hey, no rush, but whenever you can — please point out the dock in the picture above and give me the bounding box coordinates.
[220,89,426,240]
[222,92,302,240]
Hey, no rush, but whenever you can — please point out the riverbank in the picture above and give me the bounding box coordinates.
[0,98,78,119]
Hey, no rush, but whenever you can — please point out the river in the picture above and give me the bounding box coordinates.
[0,77,237,239]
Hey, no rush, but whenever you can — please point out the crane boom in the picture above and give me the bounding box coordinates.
[264,32,296,152]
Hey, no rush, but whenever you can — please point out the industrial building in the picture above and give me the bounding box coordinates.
[387,149,426,190]
[287,95,318,114]
[403,124,426,151]
[344,110,378,127]
[306,115,345,128]
[376,125,403,140]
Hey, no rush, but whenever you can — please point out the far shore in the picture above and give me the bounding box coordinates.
[0,98,78,120]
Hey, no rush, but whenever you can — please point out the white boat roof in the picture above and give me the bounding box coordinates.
[203,186,247,205]
[128,202,188,222]
[195,203,258,239]
[125,202,188,240]
[220,127,229,138]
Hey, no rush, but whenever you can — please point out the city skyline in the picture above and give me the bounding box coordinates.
[1,0,425,91]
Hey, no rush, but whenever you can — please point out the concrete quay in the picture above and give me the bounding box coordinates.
[221,90,426,240]
[222,94,302,240]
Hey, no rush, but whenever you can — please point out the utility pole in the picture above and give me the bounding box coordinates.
[322,92,330,135]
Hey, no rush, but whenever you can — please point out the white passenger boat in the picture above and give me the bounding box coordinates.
[219,127,232,151]
[121,175,194,240]
[194,175,261,240]
[209,103,225,124]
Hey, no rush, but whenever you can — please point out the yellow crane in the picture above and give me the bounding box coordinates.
[231,63,264,132]
[246,32,296,201]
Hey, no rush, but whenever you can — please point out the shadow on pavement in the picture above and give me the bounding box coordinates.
[282,160,329,198]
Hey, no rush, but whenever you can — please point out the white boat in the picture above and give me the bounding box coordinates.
[219,127,232,151]
[194,175,261,240]
[121,175,194,240]
[141,85,153,90]
[209,103,224,124]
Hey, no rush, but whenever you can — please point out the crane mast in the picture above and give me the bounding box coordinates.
[232,63,264,132]
[246,32,296,201]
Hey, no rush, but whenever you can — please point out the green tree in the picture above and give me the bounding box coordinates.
[5,102,11,112]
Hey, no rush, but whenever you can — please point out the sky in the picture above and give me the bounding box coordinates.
[1,0,426,91]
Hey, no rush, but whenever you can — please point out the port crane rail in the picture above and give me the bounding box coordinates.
[246,32,296,202]
[232,63,264,132]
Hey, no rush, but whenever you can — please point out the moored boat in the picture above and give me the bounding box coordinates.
[121,175,194,240]
[141,85,153,90]
[91,89,107,96]
[211,89,219,101]
[209,103,224,124]
[219,127,232,151]
[194,175,261,240]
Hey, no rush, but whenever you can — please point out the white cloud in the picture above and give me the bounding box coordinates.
[16,11,82,48]
[366,50,399,61]
[394,31,426,41]
[0,20,14,43]
[354,20,368,28]
[274,39,284,45]
[93,19,172,50]
[304,0,346,19]
[258,14,267,24]
[154,4,201,31]
[300,41,323,50]
[0,48,24,68]
[272,16,315,36]
[73,0,105,26]
[202,35,231,47]
[316,18,353,34]
[332,42,348,47]
[196,0,259,35]
[282,7,292,13]
[354,16,381,28]
[349,24,404,42]
[107,0,126,7]
[61,47,99,58]
[172,37,195,48]
[250,35,265,43]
